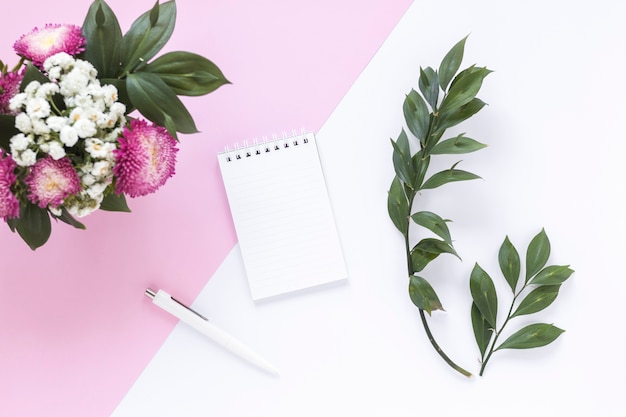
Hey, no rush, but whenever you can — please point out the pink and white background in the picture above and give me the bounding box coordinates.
[1,0,625,416]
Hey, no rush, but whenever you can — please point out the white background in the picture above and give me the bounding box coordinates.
[115,0,625,415]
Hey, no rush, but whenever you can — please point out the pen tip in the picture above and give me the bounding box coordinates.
[145,288,156,299]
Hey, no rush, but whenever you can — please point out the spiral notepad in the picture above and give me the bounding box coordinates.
[218,132,347,300]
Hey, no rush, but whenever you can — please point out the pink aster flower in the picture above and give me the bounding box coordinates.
[0,149,20,220]
[24,155,81,209]
[0,69,25,115]
[14,24,86,68]
[114,119,178,198]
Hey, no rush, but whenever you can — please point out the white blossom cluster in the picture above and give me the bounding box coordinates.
[8,52,127,217]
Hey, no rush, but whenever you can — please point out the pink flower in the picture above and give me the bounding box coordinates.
[24,155,81,208]
[0,69,24,115]
[0,149,19,220]
[114,119,178,197]
[13,24,85,68]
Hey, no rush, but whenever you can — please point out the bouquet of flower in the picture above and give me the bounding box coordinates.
[0,0,228,249]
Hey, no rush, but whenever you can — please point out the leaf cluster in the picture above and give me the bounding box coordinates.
[470,229,574,375]
[387,37,490,316]
[80,0,229,139]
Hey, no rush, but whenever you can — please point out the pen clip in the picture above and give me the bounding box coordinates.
[170,295,209,321]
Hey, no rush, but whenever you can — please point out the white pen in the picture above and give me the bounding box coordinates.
[145,288,279,376]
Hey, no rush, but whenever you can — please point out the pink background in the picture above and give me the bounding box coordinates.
[0,1,411,415]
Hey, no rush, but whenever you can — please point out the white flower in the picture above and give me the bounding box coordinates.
[24,81,41,96]
[91,160,113,178]
[43,52,74,72]
[9,93,27,111]
[81,174,96,186]
[46,116,68,132]
[15,113,33,133]
[73,118,96,138]
[101,84,119,107]
[10,133,32,152]
[14,149,37,166]
[85,138,114,159]
[35,83,60,99]
[26,97,51,118]
[59,125,79,147]
[86,182,108,199]
[109,102,126,118]
[60,68,90,96]
[47,141,66,160]
[31,119,51,135]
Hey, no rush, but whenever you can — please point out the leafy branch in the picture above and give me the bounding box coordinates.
[470,229,573,376]
[387,37,490,377]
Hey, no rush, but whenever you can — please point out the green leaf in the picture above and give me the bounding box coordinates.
[530,265,574,286]
[471,302,492,357]
[418,66,439,110]
[499,236,521,293]
[81,0,123,78]
[411,151,430,189]
[100,192,132,212]
[421,164,481,190]
[411,211,452,245]
[387,176,409,236]
[391,129,415,188]
[403,89,430,143]
[438,36,467,91]
[14,203,51,250]
[526,229,551,282]
[119,0,176,74]
[439,66,491,115]
[410,238,459,272]
[469,263,498,328]
[144,51,230,96]
[512,285,561,318]
[20,63,50,90]
[126,72,198,135]
[496,323,564,350]
[51,207,86,230]
[430,134,487,155]
[436,97,487,131]
[409,275,444,315]
[0,114,18,151]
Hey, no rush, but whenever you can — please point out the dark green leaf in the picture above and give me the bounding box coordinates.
[119,0,176,74]
[20,63,50,90]
[499,236,521,293]
[421,165,481,190]
[81,0,122,78]
[100,192,132,212]
[126,72,198,135]
[14,203,51,250]
[409,275,444,315]
[471,302,492,357]
[469,263,498,328]
[438,36,467,91]
[410,238,459,272]
[512,285,561,318]
[391,129,415,188]
[436,98,487,131]
[403,89,430,143]
[144,51,230,96]
[526,229,551,282]
[430,134,487,155]
[530,265,574,286]
[0,114,18,151]
[418,66,439,110]
[496,323,564,350]
[411,151,430,189]
[51,207,86,230]
[439,66,491,115]
[387,176,409,236]
[411,211,452,245]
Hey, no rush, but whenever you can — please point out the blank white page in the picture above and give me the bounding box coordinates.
[217,132,347,300]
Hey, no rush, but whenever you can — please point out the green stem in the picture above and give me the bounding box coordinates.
[404,189,472,378]
[479,284,527,376]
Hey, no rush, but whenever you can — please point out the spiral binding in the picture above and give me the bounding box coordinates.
[222,129,312,162]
